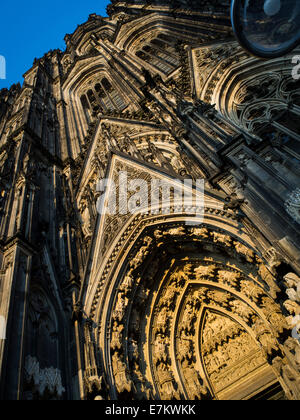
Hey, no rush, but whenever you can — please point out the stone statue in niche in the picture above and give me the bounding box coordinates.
[169,269,188,289]
[284,299,300,317]
[194,288,209,308]
[258,264,280,298]
[178,332,193,362]
[191,227,209,239]
[165,227,186,237]
[160,283,178,309]
[284,273,300,303]
[229,299,254,323]
[155,306,169,334]
[213,232,232,248]
[120,272,135,296]
[260,297,288,334]
[182,361,209,400]
[218,270,241,289]
[194,265,217,281]
[130,237,153,269]
[282,273,300,339]
[207,290,231,309]
[181,302,196,334]
[240,279,263,302]
[144,258,160,286]
[256,323,279,353]
[136,284,150,308]
[112,353,134,397]
[234,242,255,263]
[157,365,180,400]
[153,334,169,364]
[79,201,92,238]
[113,293,128,323]
[111,322,124,353]
[284,337,300,371]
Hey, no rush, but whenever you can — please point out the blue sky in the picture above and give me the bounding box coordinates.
[0,0,110,89]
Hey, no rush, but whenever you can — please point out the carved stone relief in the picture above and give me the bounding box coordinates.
[95,225,297,400]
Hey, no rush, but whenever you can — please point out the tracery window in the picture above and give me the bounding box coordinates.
[232,74,300,156]
[135,35,180,75]
[82,77,127,116]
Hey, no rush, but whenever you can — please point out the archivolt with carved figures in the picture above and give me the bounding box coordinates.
[86,223,300,400]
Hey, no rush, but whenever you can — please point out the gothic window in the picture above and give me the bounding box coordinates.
[95,82,112,111]
[80,94,92,124]
[279,78,300,107]
[101,78,127,110]
[87,89,98,111]
[149,39,179,66]
[232,74,300,154]
[83,77,127,115]
[101,78,113,92]
[135,36,180,75]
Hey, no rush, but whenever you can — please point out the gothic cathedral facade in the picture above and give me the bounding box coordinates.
[0,0,300,400]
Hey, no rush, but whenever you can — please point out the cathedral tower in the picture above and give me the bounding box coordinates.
[0,0,300,400]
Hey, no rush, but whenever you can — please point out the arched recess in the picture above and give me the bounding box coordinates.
[23,288,65,400]
[62,61,139,157]
[209,52,300,152]
[116,14,226,77]
[83,214,300,401]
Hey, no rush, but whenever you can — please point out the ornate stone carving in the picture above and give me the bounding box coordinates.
[213,232,232,247]
[111,322,124,353]
[234,242,255,263]
[240,279,263,302]
[253,319,279,355]
[153,334,169,364]
[24,356,65,399]
[282,273,300,339]
[155,306,170,334]
[112,353,134,397]
[181,302,196,334]
[272,357,300,400]
[194,264,217,281]
[156,365,180,400]
[182,363,209,400]
[218,270,241,289]
[113,293,128,323]
[178,332,193,362]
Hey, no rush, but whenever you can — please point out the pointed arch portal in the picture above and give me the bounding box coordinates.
[83,217,295,400]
